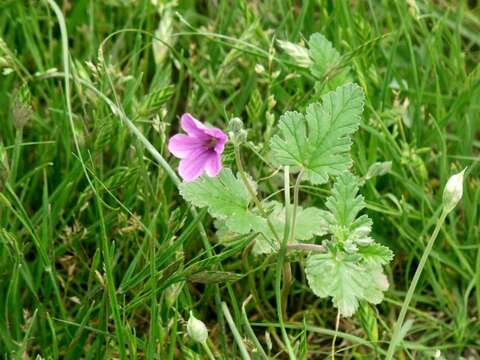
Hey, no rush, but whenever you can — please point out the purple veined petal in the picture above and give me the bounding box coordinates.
[168,134,203,159]
[214,134,227,153]
[178,148,211,181]
[181,113,210,139]
[204,153,222,177]
[203,127,228,154]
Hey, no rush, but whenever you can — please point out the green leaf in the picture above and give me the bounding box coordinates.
[326,172,365,228]
[358,243,394,266]
[323,172,375,248]
[179,169,261,234]
[304,173,393,316]
[251,201,328,255]
[309,33,342,79]
[269,84,365,185]
[305,252,389,317]
[308,33,351,91]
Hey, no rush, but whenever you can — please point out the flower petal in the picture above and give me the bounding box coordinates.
[204,127,228,154]
[181,113,209,138]
[204,153,222,177]
[178,149,211,181]
[168,134,203,159]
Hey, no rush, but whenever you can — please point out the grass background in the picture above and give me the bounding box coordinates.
[1,0,479,358]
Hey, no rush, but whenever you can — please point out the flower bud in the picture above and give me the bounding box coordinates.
[443,168,466,214]
[187,311,208,344]
[255,64,265,75]
[228,117,247,144]
[228,117,244,133]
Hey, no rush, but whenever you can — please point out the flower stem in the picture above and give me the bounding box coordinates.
[273,166,296,360]
[385,209,448,359]
[332,311,340,359]
[232,141,294,359]
[202,341,216,360]
[280,167,292,319]
[232,139,282,244]
[222,302,252,360]
[280,169,303,319]
[289,169,304,246]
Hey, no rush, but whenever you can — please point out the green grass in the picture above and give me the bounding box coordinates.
[1,0,479,358]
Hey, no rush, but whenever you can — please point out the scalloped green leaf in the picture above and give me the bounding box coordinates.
[269,84,365,185]
[322,172,377,249]
[179,169,261,234]
[305,252,389,317]
[309,33,351,92]
[358,243,394,266]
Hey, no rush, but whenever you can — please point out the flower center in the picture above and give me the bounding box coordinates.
[205,137,218,150]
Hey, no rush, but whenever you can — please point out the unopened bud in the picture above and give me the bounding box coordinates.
[228,117,243,133]
[228,118,247,144]
[187,311,208,344]
[443,168,466,213]
[255,64,265,75]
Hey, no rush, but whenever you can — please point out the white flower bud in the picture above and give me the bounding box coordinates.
[443,168,466,213]
[187,311,208,344]
[255,64,265,75]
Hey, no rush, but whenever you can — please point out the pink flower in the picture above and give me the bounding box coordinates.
[168,113,228,182]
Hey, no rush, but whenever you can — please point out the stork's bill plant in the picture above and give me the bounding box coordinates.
[177,82,393,318]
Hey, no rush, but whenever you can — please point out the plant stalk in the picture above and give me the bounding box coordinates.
[385,209,448,359]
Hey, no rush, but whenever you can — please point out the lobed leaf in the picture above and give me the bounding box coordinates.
[308,33,351,92]
[179,169,261,234]
[309,33,342,79]
[305,252,389,317]
[269,84,365,185]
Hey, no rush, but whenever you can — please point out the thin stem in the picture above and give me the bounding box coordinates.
[274,166,296,360]
[331,311,340,359]
[202,341,216,360]
[232,142,294,359]
[281,166,292,319]
[385,209,448,359]
[289,169,304,245]
[241,296,269,360]
[222,302,251,360]
[232,139,282,244]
